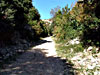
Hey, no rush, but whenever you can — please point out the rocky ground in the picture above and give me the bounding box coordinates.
[0,37,74,75]
[0,39,32,63]
[55,37,100,75]
[71,51,100,75]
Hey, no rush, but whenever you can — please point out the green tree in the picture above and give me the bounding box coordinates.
[0,0,43,44]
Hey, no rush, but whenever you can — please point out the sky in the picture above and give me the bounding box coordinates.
[32,0,77,19]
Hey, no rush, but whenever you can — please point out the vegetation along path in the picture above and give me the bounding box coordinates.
[0,37,74,75]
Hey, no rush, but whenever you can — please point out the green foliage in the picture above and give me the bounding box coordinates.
[51,0,100,47]
[0,0,48,45]
[80,0,100,47]
[50,5,81,43]
[32,20,48,37]
[81,15,100,47]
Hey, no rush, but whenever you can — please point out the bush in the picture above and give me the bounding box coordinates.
[51,0,100,48]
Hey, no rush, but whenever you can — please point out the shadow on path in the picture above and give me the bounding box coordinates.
[32,39,52,47]
[0,38,76,75]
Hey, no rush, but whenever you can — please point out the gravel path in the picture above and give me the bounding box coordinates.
[0,37,73,75]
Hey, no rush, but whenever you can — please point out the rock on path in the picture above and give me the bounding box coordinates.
[0,37,73,75]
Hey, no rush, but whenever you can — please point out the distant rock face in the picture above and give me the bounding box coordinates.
[77,0,84,3]
[42,19,53,25]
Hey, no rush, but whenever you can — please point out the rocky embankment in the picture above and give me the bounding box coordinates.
[0,31,32,64]
[0,39,31,63]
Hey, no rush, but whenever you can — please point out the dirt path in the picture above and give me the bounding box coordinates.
[0,37,74,75]
[34,37,57,57]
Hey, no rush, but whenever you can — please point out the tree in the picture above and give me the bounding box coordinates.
[50,6,61,17]
[0,0,41,44]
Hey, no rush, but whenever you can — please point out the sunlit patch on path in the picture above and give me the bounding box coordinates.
[33,37,57,57]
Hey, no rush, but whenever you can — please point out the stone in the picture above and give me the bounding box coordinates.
[87,46,93,51]
[87,64,95,69]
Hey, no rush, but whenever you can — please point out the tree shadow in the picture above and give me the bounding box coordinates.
[31,39,52,47]
[0,39,52,64]
[0,39,76,75]
[0,49,76,75]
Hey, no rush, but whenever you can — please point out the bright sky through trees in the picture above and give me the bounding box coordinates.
[32,0,77,19]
